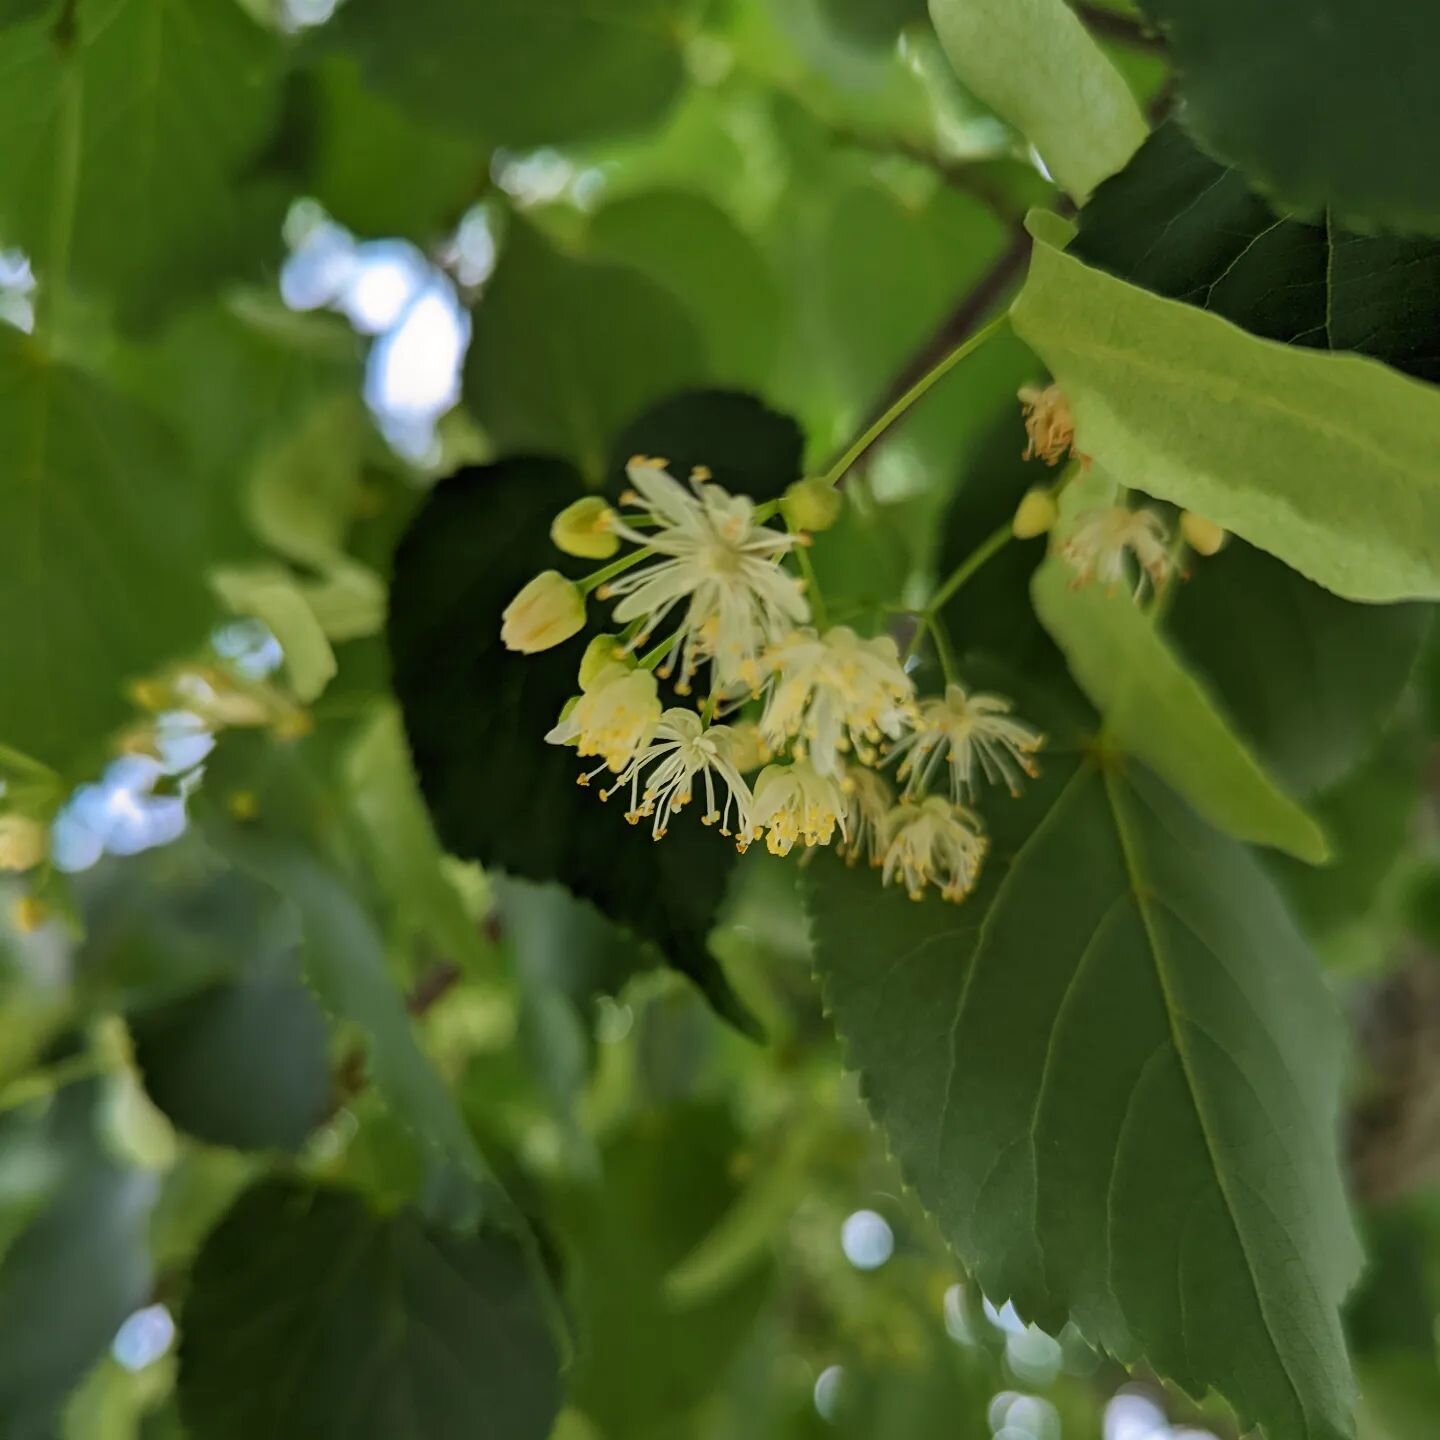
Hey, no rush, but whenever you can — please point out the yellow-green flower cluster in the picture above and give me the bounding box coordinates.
[502,457,1049,903]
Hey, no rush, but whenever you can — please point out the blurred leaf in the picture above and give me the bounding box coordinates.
[1167,540,1429,796]
[1136,0,1440,233]
[1011,211,1440,602]
[1072,122,1440,385]
[0,330,217,776]
[465,221,706,477]
[210,567,337,703]
[556,1106,773,1439]
[1033,469,1327,860]
[927,0,1146,200]
[389,391,803,1030]
[0,1083,156,1440]
[216,825,506,1218]
[817,0,928,48]
[810,734,1359,1440]
[303,56,485,241]
[1356,1355,1440,1440]
[178,1179,561,1440]
[0,0,284,322]
[131,966,330,1154]
[588,190,783,389]
[328,0,685,147]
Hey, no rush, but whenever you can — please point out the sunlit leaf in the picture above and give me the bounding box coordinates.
[1011,211,1440,602]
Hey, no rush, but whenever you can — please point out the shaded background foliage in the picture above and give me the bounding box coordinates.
[0,2,1437,1440]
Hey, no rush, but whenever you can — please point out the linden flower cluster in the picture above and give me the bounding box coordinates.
[501,457,1047,904]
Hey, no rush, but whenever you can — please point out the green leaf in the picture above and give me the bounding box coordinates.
[0,1083,155,1440]
[1071,123,1440,386]
[328,0,685,148]
[178,1179,561,1440]
[464,221,707,478]
[210,567,338,703]
[1136,0,1440,233]
[1010,210,1440,602]
[389,393,802,1028]
[216,826,502,1212]
[1032,469,1327,861]
[555,1106,772,1439]
[1166,541,1428,797]
[587,190,782,390]
[926,0,1147,200]
[0,0,284,321]
[302,56,485,242]
[810,741,1361,1440]
[0,329,216,775]
[130,963,330,1154]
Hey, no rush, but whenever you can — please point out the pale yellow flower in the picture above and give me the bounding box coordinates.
[881,798,987,903]
[545,661,661,775]
[1061,506,1173,594]
[889,682,1042,801]
[747,761,847,857]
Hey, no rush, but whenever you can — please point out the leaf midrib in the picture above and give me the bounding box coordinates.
[1102,767,1311,1436]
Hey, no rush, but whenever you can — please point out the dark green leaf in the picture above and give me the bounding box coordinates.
[387,455,748,1028]
[0,1082,155,1440]
[328,0,684,147]
[0,329,216,775]
[817,0,927,48]
[1136,0,1440,233]
[555,1106,772,1439]
[810,733,1360,1440]
[131,970,330,1154]
[0,0,285,321]
[1072,122,1440,384]
[178,1179,561,1440]
[465,221,707,478]
[588,190,783,390]
[1167,542,1428,797]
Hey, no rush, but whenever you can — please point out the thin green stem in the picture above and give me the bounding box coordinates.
[638,631,681,672]
[925,519,1013,616]
[580,546,652,597]
[927,614,959,684]
[818,312,1010,489]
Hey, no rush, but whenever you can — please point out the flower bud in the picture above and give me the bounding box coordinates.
[1011,486,1059,539]
[1180,511,1227,557]
[578,634,628,690]
[551,497,619,560]
[0,815,47,872]
[782,477,844,533]
[501,571,587,654]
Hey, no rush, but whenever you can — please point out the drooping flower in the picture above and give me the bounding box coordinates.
[604,708,753,840]
[889,682,1043,802]
[1060,506,1173,594]
[545,661,661,775]
[747,761,848,857]
[881,797,987,903]
[755,626,914,777]
[600,458,809,688]
[1019,383,1084,467]
[838,766,892,869]
[501,570,587,653]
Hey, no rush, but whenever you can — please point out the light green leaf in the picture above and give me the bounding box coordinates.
[179,1179,562,1440]
[810,744,1360,1440]
[1010,211,1440,602]
[0,329,216,775]
[210,567,337,704]
[926,0,1147,200]
[0,0,284,321]
[1032,469,1328,861]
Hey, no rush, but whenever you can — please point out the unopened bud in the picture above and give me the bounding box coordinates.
[1180,511,1227,557]
[1012,486,1059,539]
[578,634,629,690]
[0,815,47,872]
[501,572,587,654]
[11,895,48,933]
[782,477,844,533]
[551,497,619,560]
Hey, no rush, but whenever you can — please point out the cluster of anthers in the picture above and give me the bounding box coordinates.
[500,456,1046,905]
